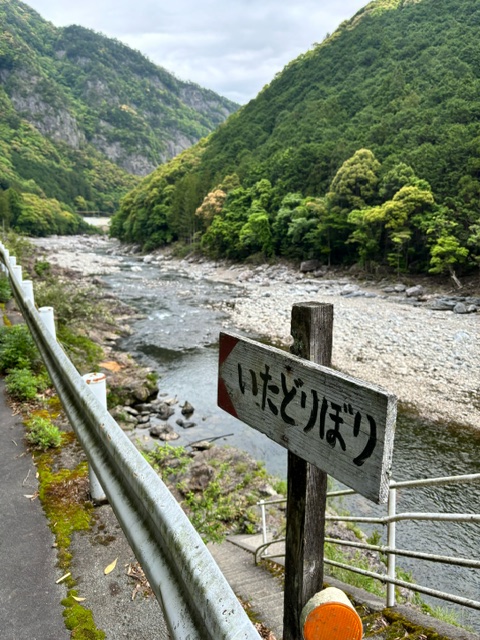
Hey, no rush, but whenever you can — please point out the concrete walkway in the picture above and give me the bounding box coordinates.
[0,379,69,640]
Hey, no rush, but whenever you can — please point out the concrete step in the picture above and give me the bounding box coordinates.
[208,540,284,639]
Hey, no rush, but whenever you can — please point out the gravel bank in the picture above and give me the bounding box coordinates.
[31,236,480,431]
[187,259,479,431]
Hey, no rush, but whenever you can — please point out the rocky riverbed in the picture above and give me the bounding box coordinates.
[31,235,480,431]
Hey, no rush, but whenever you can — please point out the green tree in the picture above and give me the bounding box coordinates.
[238,206,273,258]
[348,182,435,272]
[326,149,382,263]
[429,234,469,285]
[327,149,381,211]
[201,186,251,259]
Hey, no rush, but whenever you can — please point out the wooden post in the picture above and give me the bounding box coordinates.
[283,302,333,640]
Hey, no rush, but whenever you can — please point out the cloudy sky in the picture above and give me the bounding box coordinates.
[25,0,368,104]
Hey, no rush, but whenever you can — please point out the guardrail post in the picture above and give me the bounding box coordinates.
[38,306,56,340]
[9,255,16,267]
[387,486,397,607]
[82,372,108,504]
[22,280,34,305]
[12,264,22,282]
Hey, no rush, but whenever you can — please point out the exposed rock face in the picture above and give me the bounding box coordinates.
[1,3,239,192]
[9,74,85,149]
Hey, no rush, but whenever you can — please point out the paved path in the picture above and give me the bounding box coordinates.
[0,379,69,640]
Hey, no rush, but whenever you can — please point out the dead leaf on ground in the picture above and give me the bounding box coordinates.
[99,361,123,372]
[104,558,118,575]
[254,622,277,640]
[23,491,39,501]
[126,562,153,600]
[72,596,86,602]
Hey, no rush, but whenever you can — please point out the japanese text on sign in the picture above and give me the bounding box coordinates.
[237,362,377,467]
[218,332,397,503]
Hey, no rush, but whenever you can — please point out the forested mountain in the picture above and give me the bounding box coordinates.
[0,0,238,235]
[112,0,480,278]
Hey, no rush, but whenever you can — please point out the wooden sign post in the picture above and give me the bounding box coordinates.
[218,302,397,639]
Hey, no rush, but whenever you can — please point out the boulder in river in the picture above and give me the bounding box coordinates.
[181,401,195,416]
[429,299,456,311]
[156,403,175,420]
[149,423,179,441]
[341,284,360,296]
[176,417,197,428]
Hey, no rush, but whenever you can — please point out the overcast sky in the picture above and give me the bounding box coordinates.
[25,0,368,104]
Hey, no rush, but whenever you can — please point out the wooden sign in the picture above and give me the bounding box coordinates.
[218,331,397,503]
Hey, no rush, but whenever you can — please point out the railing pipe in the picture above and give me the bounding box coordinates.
[391,473,480,490]
[324,513,480,524]
[0,245,260,640]
[323,537,480,568]
[387,487,396,607]
[324,559,480,610]
[260,502,268,553]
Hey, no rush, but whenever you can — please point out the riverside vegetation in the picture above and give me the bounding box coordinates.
[111,0,480,285]
[0,232,472,639]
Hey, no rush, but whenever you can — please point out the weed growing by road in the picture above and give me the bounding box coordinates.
[0,323,43,372]
[5,368,49,401]
[0,275,11,303]
[25,415,62,450]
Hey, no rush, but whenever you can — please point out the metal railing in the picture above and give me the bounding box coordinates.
[257,474,480,612]
[0,243,261,640]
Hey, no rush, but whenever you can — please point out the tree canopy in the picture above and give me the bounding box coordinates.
[111,0,480,276]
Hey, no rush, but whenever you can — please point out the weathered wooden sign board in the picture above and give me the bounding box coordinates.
[218,331,397,504]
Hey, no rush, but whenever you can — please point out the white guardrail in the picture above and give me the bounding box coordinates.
[257,475,480,612]
[0,243,261,640]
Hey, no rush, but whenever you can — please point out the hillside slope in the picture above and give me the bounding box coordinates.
[0,0,237,233]
[111,0,480,277]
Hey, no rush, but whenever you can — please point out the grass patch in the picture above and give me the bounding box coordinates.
[5,367,50,401]
[25,415,62,450]
[0,275,11,303]
[324,541,386,598]
[0,323,43,372]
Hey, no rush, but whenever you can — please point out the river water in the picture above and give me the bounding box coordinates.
[102,253,479,631]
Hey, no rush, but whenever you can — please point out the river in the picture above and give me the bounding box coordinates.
[100,251,479,632]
